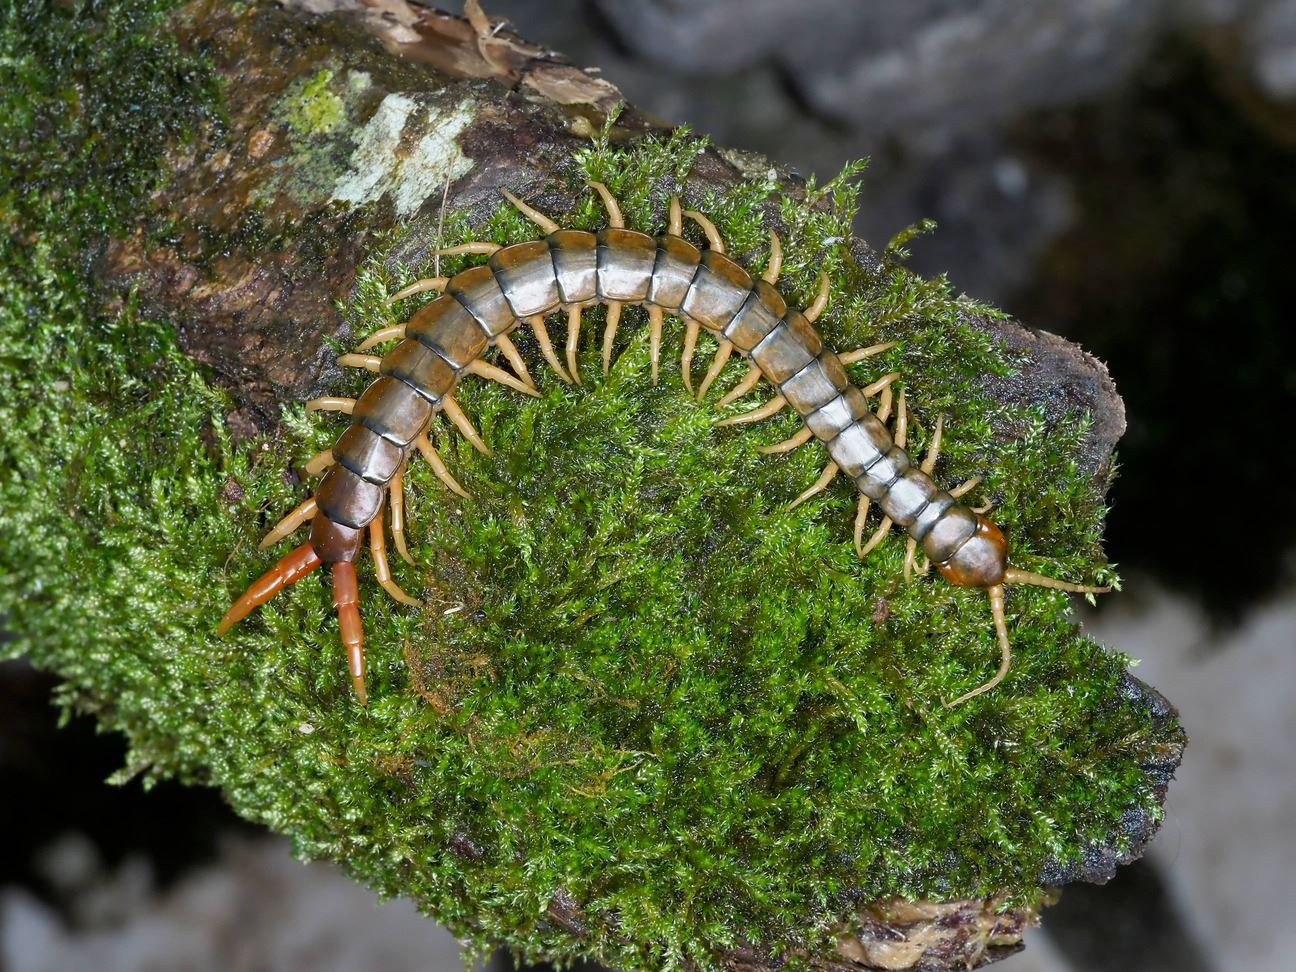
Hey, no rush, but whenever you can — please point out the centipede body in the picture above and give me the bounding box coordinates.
[218,184,1107,708]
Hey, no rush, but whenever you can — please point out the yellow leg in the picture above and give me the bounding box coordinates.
[493,332,536,391]
[680,319,700,396]
[684,210,724,252]
[414,433,469,498]
[839,341,898,366]
[859,515,893,557]
[904,537,919,582]
[893,387,908,448]
[467,358,541,397]
[786,462,839,511]
[356,325,406,352]
[803,272,831,323]
[949,475,982,499]
[648,305,664,385]
[441,397,491,455]
[758,426,814,455]
[715,394,787,427]
[428,242,500,256]
[945,584,1011,708]
[389,465,413,565]
[861,372,900,398]
[386,276,448,304]
[305,397,355,415]
[696,339,733,401]
[502,189,560,235]
[337,353,381,373]
[668,196,683,237]
[716,363,762,408]
[527,315,573,383]
[589,181,624,227]
[601,300,623,376]
[920,413,945,475]
[259,497,317,550]
[853,494,871,558]
[761,230,782,285]
[566,304,584,385]
[369,517,422,607]
[304,449,335,477]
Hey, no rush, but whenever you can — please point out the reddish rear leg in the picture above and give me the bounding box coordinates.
[216,543,321,635]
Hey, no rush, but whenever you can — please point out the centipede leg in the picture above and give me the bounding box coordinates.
[304,449,336,478]
[716,363,762,408]
[715,394,787,427]
[385,276,449,304]
[684,210,725,252]
[467,358,542,397]
[759,426,814,455]
[602,300,622,377]
[216,542,321,636]
[680,319,700,395]
[306,397,356,415]
[356,325,405,352]
[259,497,318,550]
[945,584,1011,708]
[786,462,839,511]
[332,561,368,706]
[527,314,573,383]
[859,515,894,557]
[389,464,413,565]
[949,475,982,499]
[502,189,560,235]
[369,517,421,608]
[566,304,584,385]
[762,231,783,285]
[839,341,899,366]
[493,332,537,391]
[648,305,664,385]
[441,396,492,455]
[906,413,945,580]
[696,339,733,401]
[861,372,900,399]
[589,181,624,227]
[414,433,469,498]
[803,273,831,323]
[854,495,871,558]
[337,353,382,373]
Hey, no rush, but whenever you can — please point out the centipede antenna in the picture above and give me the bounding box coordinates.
[647,305,664,385]
[680,319,700,395]
[566,305,584,385]
[385,277,448,304]
[331,561,367,705]
[337,353,382,373]
[414,433,469,498]
[1003,568,1111,594]
[389,466,413,566]
[305,397,355,415]
[467,357,542,397]
[716,363,762,408]
[853,495,871,558]
[527,315,573,383]
[759,426,814,455]
[803,272,831,323]
[715,393,787,427]
[945,584,1011,708]
[786,462,839,511]
[683,209,724,252]
[216,542,321,637]
[492,332,536,391]
[589,181,624,228]
[668,195,683,237]
[762,230,783,285]
[502,189,560,235]
[441,396,492,455]
[369,519,422,608]
[259,497,318,550]
[602,300,622,376]
[696,339,733,401]
[839,341,899,366]
[356,325,406,352]
[303,449,336,478]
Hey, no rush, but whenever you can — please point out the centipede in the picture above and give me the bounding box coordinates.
[217,181,1107,708]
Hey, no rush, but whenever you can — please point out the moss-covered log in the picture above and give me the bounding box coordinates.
[0,2,1184,970]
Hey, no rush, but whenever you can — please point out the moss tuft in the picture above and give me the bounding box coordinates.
[279,67,346,136]
[1,5,1182,971]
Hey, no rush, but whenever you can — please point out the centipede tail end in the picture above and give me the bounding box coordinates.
[216,542,321,636]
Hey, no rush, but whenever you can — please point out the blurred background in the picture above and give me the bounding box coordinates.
[3,1,1295,969]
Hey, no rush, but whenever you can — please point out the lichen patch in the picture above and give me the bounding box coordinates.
[331,94,475,216]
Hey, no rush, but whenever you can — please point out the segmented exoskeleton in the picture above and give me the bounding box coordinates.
[218,183,1106,707]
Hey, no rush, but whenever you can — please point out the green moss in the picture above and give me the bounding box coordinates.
[1,7,1181,972]
[279,67,346,136]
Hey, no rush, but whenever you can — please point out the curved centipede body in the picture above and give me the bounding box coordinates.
[218,184,1107,708]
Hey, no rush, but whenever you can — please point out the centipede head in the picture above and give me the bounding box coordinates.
[935,514,1008,589]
